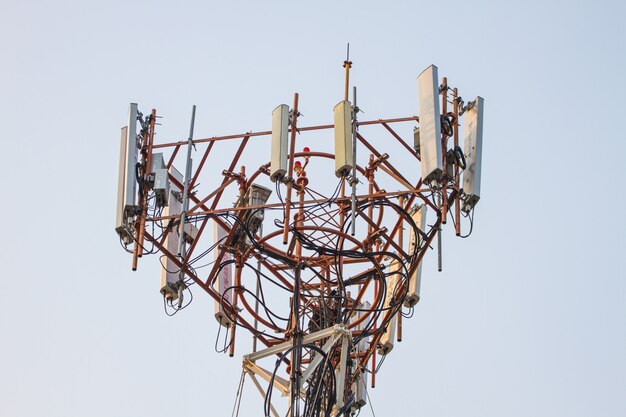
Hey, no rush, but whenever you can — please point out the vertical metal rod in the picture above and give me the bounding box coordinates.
[397,195,404,342]
[453,88,462,236]
[441,77,448,225]
[336,334,349,409]
[289,190,306,416]
[371,338,376,389]
[290,267,302,417]
[350,86,358,236]
[438,78,447,272]
[437,193,443,272]
[229,259,242,357]
[252,224,262,353]
[178,105,196,258]
[296,188,305,259]
[283,93,299,244]
[343,44,352,101]
[367,154,374,240]
[132,108,155,270]
[136,109,157,260]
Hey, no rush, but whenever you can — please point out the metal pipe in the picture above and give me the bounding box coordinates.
[453,88,461,236]
[252,224,262,353]
[136,109,157,257]
[283,93,299,244]
[397,195,404,342]
[367,154,374,242]
[441,77,448,225]
[229,259,242,357]
[132,108,157,270]
[150,116,420,149]
[177,105,196,258]
[289,267,302,417]
[336,334,349,408]
[437,193,443,272]
[350,86,358,236]
[343,43,351,101]
[371,338,376,389]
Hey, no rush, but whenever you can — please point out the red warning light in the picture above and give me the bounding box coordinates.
[303,147,310,153]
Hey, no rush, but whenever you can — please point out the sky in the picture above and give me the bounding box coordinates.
[1,1,625,416]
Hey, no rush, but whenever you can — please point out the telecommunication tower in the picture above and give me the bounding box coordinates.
[115,54,484,417]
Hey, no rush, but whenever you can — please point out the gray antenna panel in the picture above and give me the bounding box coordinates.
[160,166,183,300]
[214,221,233,327]
[334,100,353,177]
[270,104,289,182]
[462,97,484,212]
[405,204,426,307]
[115,126,131,242]
[378,259,399,355]
[115,103,139,242]
[124,103,138,210]
[417,65,443,183]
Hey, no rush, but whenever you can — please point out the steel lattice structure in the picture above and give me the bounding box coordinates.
[115,62,483,417]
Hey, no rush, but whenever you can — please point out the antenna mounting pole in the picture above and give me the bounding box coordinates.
[350,86,358,236]
[343,43,352,101]
[178,105,196,263]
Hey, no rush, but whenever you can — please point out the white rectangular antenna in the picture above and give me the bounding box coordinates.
[151,153,169,208]
[378,260,400,355]
[214,223,233,327]
[270,104,290,182]
[417,65,443,183]
[124,103,138,209]
[405,205,426,307]
[150,153,166,172]
[333,100,353,177]
[115,126,132,243]
[357,301,371,352]
[160,166,183,300]
[413,126,420,154]
[462,96,484,213]
[115,103,139,242]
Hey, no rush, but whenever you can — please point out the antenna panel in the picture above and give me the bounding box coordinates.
[333,100,353,177]
[214,222,233,327]
[115,104,139,242]
[151,153,170,208]
[405,205,426,307]
[413,126,421,154]
[378,260,400,355]
[115,126,133,243]
[124,103,138,209]
[160,166,183,300]
[462,97,484,212]
[270,104,289,182]
[417,66,443,183]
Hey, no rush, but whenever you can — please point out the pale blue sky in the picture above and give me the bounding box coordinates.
[1,1,625,416]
